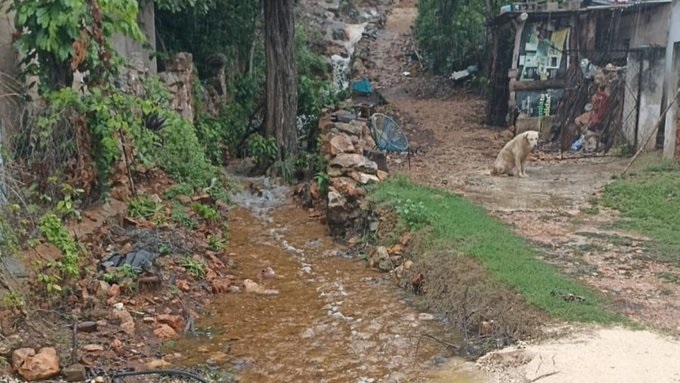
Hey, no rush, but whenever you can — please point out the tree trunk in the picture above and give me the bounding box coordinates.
[263,0,298,160]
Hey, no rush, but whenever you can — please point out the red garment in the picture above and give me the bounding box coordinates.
[590,90,609,125]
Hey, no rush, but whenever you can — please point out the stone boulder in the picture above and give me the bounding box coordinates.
[329,153,378,175]
[12,347,60,381]
[334,120,364,136]
[328,133,356,156]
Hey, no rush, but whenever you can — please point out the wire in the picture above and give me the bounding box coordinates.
[110,369,211,383]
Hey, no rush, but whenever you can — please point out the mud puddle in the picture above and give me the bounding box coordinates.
[173,178,490,382]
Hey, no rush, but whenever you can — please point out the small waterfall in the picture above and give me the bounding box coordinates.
[330,23,368,93]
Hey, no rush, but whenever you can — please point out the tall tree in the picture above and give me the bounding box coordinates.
[263,0,298,159]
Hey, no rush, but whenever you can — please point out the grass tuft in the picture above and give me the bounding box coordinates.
[600,160,680,266]
[370,176,623,324]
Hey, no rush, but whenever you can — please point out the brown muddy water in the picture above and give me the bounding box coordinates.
[173,178,490,383]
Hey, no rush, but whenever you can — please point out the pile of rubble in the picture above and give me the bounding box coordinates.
[319,108,389,238]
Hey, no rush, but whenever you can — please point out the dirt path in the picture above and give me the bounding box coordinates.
[361,0,680,381]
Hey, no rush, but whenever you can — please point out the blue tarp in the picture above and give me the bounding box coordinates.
[352,79,373,95]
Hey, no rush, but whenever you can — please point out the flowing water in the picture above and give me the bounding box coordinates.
[331,23,369,93]
[174,178,490,383]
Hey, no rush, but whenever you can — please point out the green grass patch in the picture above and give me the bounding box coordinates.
[600,160,680,266]
[370,176,623,324]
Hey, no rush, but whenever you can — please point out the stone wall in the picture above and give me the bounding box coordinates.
[158,53,195,121]
[320,108,388,239]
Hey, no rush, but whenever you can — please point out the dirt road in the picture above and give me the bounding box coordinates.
[362,0,680,381]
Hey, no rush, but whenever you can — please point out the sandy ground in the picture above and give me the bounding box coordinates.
[477,327,680,383]
[361,0,680,382]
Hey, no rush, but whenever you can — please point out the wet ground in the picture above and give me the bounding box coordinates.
[361,0,680,335]
[173,178,491,383]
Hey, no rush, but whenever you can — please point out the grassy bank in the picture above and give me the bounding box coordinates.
[370,177,622,324]
[600,160,680,266]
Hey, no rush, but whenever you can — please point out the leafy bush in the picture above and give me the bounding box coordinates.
[39,213,83,282]
[5,0,144,91]
[414,0,488,75]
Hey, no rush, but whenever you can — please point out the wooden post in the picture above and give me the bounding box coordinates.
[508,16,528,115]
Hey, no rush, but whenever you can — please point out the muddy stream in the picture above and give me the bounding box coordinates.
[173,178,489,383]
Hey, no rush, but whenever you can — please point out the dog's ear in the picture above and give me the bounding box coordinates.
[524,133,530,143]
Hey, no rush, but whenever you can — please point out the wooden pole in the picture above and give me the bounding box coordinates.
[622,87,680,176]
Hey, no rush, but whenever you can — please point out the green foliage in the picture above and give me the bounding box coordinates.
[38,213,83,294]
[154,0,216,14]
[155,0,260,78]
[56,184,85,220]
[414,0,488,75]
[156,114,219,188]
[191,203,219,221]
[1,291,26,309]
[163,183,195,201]
[171,203,197,229]
[207,234,228,252]
[128,195,162,219]
[247,134,279,168]
[600,161,680,266]
[393,198,430,230]
[371,177,623,324]
[5,0,144,91]
[101,263,138,284]
[314,171,330,196]
[181,257,206,278]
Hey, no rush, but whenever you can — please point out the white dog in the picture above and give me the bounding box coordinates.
[490,130,539,177]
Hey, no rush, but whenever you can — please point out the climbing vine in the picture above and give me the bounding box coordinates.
[3,0,144,92]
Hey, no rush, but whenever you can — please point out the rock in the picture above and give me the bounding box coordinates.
[418,313,435,321]
[81,344,104,352]
[111,338,123,353]
[62,363,86,382]
[260,266,276,279]
[332,27,348,41]
[13,347,60,381]
[301,328,315,339]
[352,59,367,75]
[363,149,388,171]
[11,348,34,371]
[110,304,135,335]
[210,278,232,294]
[0,334,22,356]
[157,314,185,333]
[330,177,365,199]
[154,324,179,340]
[388,244,404,255]
[177,195,192,205]
[377,170,389,181]
[328,133,356,156]
[334,120,364,136]
[205,267,218,281]
[329,153,378,175]
[480,320,494,336]
[327,188,347,209]
[243,279,262,293]
[370,246,393,272]
[2,256,28,278]
[94,281,111,299]
[176,279,191,292]
[145,358,171,370]
[73,321,97,333]
[349,171,380,185]
[243,279,279,295]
